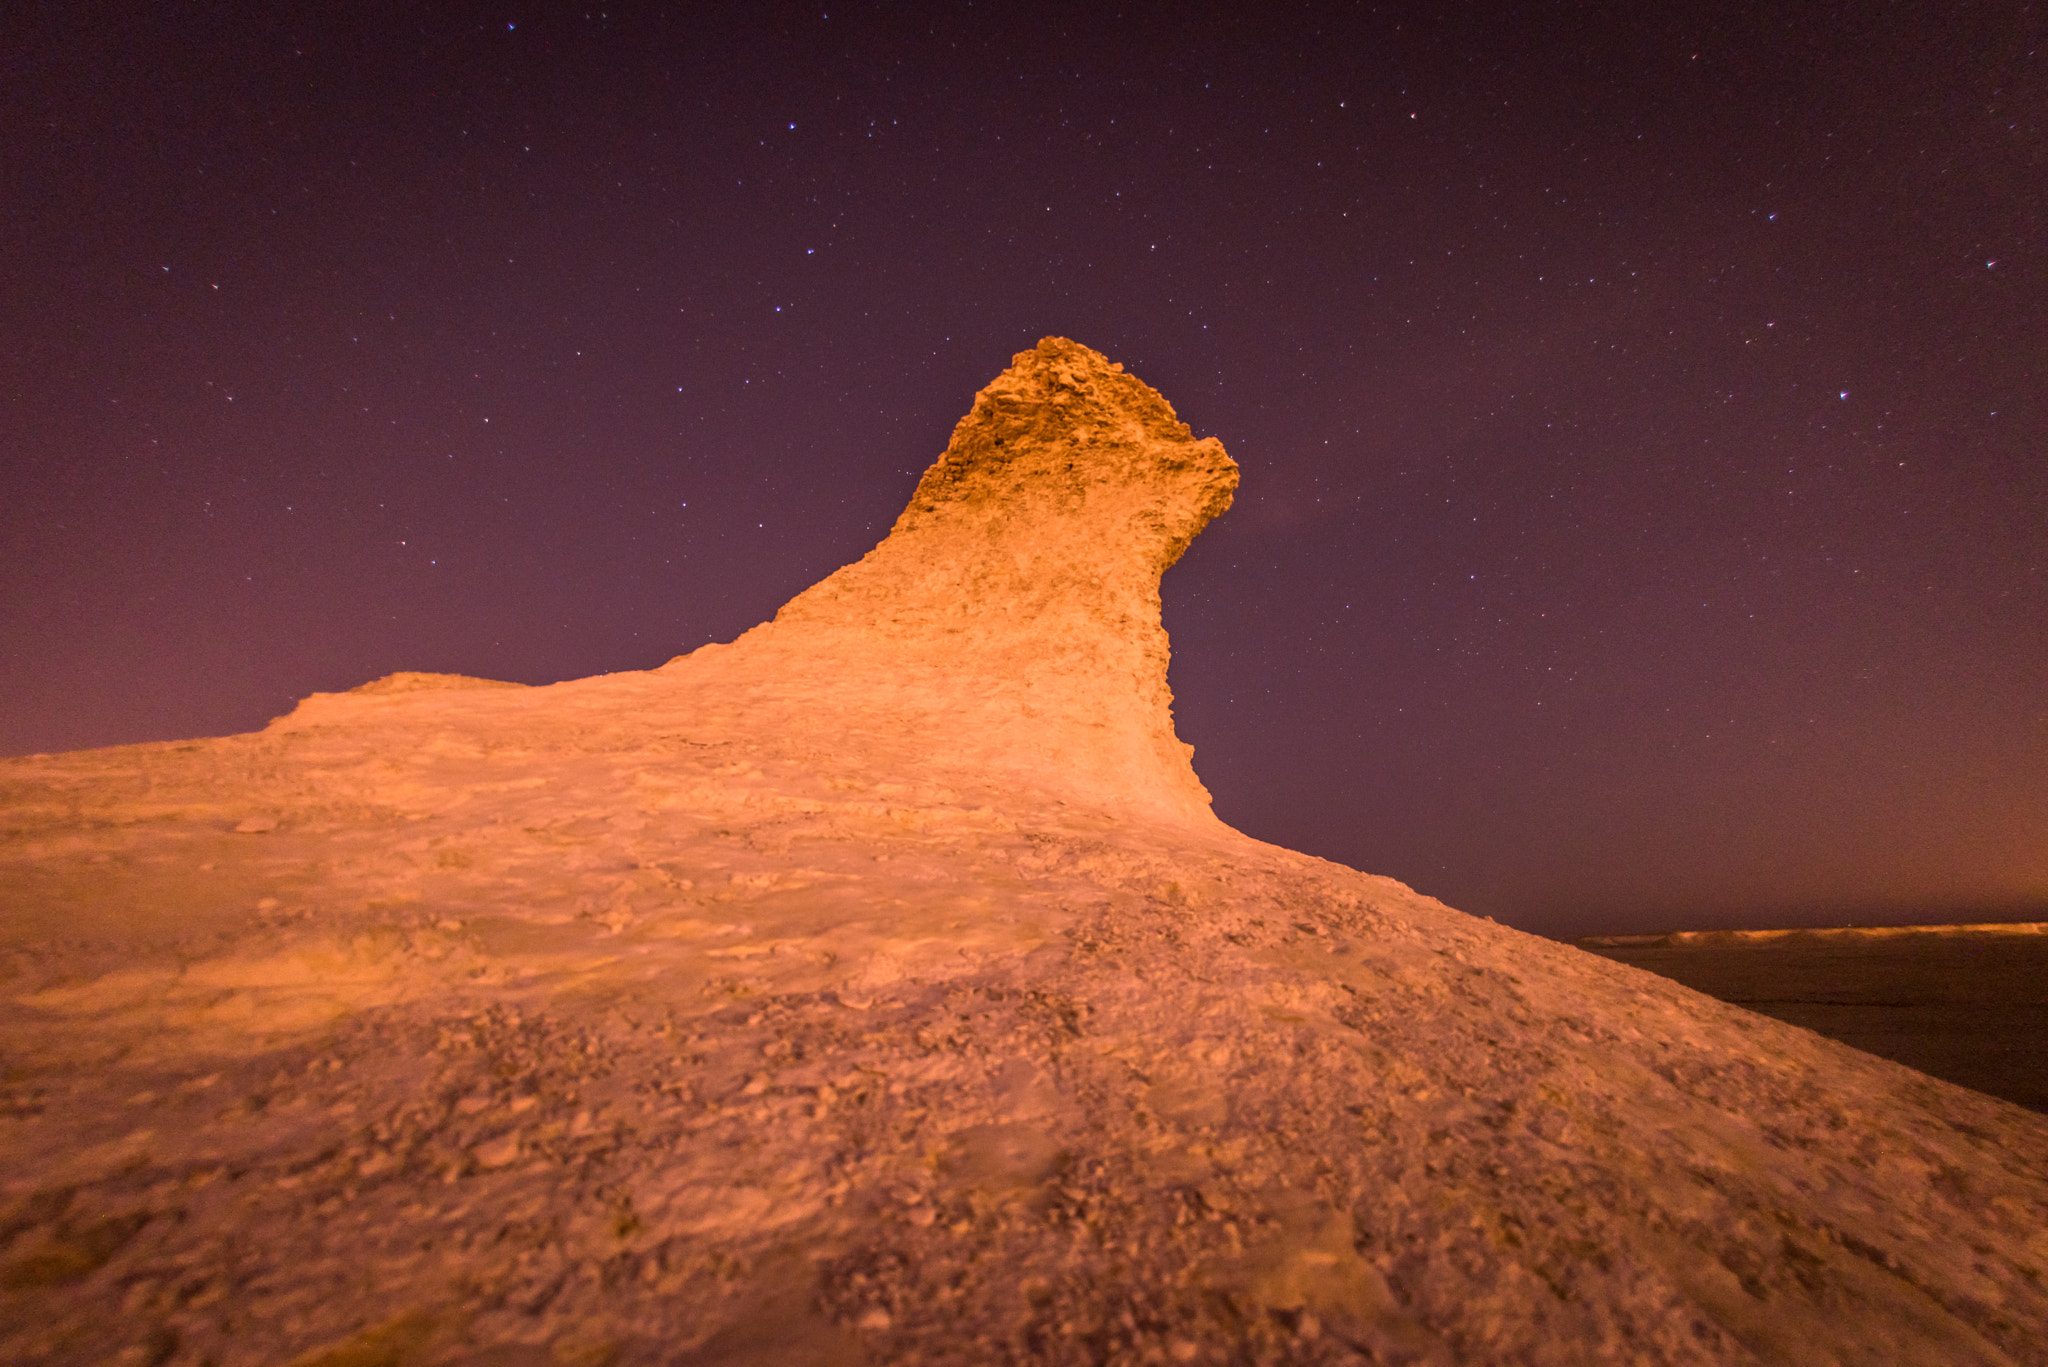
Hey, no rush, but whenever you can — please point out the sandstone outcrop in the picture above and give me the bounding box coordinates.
[1,340,2044,1366]
[670,336,1239,823]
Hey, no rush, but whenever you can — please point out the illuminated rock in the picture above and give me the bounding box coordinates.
[674,335,1238,823]
[2,341,2044,1366]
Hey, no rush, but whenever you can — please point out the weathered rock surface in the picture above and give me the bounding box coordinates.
[675,336,1238,824]
[2,339,2045,1365]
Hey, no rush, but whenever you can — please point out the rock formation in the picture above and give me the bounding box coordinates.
[673,336,1238,823]
[2,339,2045,1365]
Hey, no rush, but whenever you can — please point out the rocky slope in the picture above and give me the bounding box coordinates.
[2,339,2044,1365]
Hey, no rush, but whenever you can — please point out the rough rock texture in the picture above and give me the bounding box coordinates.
[2,339,2046,1366]
[678,337,1239,823]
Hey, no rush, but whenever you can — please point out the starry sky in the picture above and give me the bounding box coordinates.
[4,2,2043,935]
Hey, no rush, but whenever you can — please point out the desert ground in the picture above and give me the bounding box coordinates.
[4,340,2045,1365]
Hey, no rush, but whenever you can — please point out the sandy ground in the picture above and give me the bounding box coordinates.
[4,341,2046,1365]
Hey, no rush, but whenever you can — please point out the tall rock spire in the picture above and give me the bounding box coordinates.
[671,338,1238,822]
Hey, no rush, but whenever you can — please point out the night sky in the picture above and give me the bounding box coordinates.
[5,3,2043,935]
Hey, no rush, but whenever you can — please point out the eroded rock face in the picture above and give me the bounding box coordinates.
[679,337,1238,822]
[2,341,2046,1367]
[807,337,1235,599]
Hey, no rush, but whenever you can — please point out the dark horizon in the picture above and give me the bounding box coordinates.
[4,3,2043,936]
[1557,902,2048,940]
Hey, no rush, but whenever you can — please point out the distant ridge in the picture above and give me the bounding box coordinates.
[1576,921,2048,1114]
[1578,921,2048,947]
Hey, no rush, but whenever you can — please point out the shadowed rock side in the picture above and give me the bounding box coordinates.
[672,337,1238,823]
[1,340,2046,1366]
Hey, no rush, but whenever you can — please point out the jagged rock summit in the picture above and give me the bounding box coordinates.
[3,342,2047,1366]
[675,336,1238,822]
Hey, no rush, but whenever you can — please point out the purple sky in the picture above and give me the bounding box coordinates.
[4,2,2043,934]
